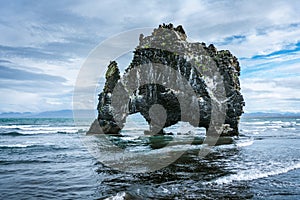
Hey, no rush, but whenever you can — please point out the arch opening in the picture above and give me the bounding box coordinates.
[120,113,149,136]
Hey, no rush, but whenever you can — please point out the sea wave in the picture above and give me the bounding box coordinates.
[0,124,88,133]
[0,131,24,136]
[213,162,300,184]
[0,142,68,150]
[236,139,254,147]
[281,122,297,128]
[0,144,43,149]
[242,121,271,125]
[0,129,86,136]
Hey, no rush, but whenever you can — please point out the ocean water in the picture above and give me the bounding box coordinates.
[0,116,299,199]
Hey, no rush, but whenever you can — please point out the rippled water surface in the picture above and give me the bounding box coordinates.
[0,116,299,199]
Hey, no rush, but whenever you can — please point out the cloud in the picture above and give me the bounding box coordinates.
[241,76,300,112]
[0,60,72,113]
[0,62,66,82]
[0,0,300,113]
[0,89,41,112]
[0,65,65,82]
[0,88,73,113]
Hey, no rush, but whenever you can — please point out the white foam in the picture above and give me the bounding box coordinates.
[1,124,88,134]
[104,191,127,200]
[0,144,33,148]
[272,120,284,123]
[252,131,261,135]
[243,121,270,125]
[236,140,254,147]
[0,125,33,129]
[268,125,282,129]
[214,162,300,184]
[281,122,296,128]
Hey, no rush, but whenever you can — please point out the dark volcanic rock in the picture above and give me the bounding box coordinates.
[88,24,245,136]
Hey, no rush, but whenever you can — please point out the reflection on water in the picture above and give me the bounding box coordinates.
[83,132,236,173]
[88,134,255,199]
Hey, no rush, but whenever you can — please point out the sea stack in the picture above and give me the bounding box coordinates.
[88,24,245,137]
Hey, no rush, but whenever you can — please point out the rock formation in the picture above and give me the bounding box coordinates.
[88,23,245,137]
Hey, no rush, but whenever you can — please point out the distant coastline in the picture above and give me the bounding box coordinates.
[243,112,300,118]
[0,109,96,118]
[0,109,300,118]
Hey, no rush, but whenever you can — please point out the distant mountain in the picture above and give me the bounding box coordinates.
[0,110,97,118]
[32,110,74,118]
[0,112,34,118]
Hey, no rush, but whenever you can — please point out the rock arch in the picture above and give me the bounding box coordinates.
[88,24,244,137]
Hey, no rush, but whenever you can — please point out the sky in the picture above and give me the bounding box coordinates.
[0,0,300,113]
